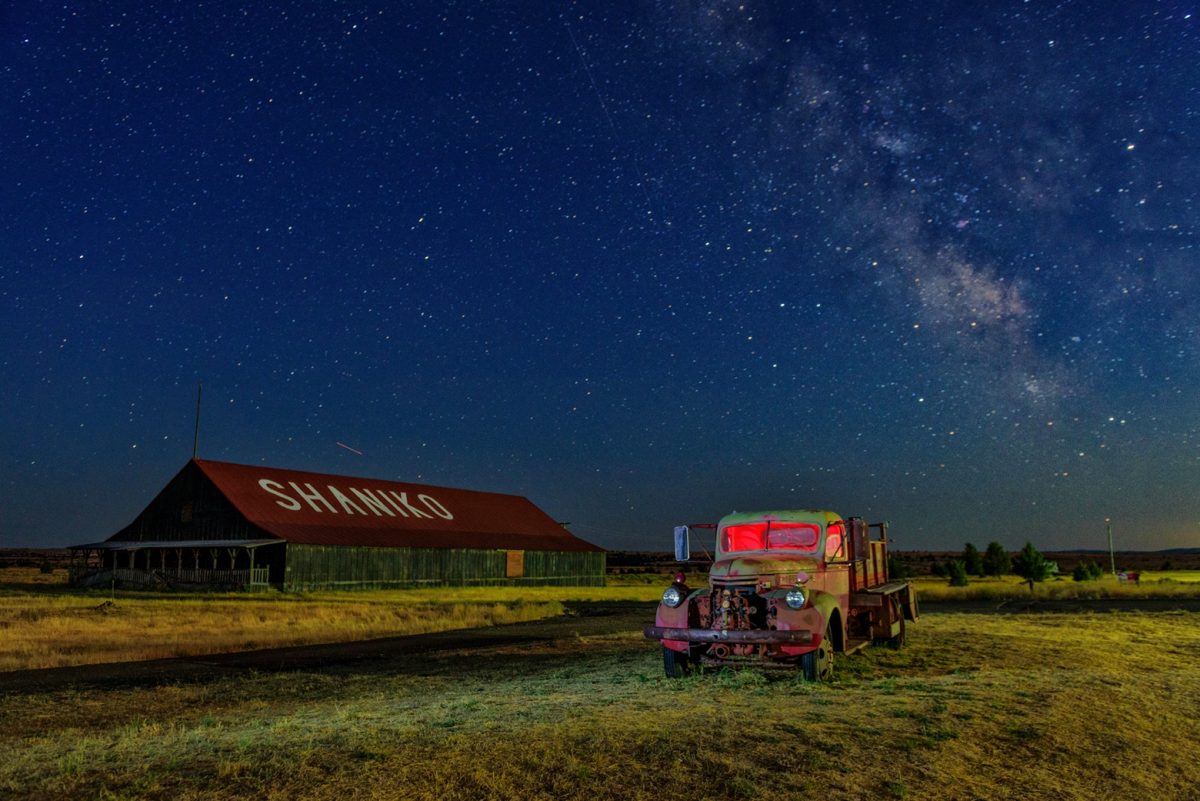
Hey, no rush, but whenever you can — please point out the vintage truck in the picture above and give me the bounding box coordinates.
[643,509,918,679]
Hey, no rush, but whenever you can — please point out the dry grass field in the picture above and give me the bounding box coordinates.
[3,567,1200,673]
[0,592,564,672]
[910,571,1200,601]
[2,609,1198,801]
[0,569,669,672]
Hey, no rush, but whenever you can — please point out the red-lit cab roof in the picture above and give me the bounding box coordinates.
[193,459,601,552]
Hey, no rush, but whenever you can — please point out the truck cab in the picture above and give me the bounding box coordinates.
[644,509,918,679]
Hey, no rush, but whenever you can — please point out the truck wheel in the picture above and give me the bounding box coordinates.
[801,622,834,682]
[662,646,691,678]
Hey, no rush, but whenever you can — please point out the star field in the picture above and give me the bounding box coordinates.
[2,1,1198,551]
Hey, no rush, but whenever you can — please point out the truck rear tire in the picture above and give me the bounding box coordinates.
[662,645,690,678]
[801,622,834,681]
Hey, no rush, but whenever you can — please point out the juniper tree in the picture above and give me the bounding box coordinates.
[1011,542,1053,582]
[962,543,984,576]
[982,542,1011,576]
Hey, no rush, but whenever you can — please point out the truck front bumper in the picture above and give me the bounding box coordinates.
[643,626,814,644]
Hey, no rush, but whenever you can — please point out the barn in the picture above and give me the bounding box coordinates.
[69,459,605,590]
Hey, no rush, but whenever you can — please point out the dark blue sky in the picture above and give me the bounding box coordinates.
[3,1,1198,551]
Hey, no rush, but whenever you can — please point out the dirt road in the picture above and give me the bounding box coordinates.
[4,597,1198,696]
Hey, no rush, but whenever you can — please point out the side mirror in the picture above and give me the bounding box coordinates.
[673,525,690,562]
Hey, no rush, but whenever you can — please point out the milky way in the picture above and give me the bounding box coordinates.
[2,2,1197,551]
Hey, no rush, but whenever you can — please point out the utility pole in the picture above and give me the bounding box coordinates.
[1105,517,1115,576]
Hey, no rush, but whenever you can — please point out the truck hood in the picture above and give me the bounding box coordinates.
[710,553,820,584]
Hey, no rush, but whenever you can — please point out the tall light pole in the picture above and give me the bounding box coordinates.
[1105,517,1115,576]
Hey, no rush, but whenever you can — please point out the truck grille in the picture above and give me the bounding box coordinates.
[702,586,766,631]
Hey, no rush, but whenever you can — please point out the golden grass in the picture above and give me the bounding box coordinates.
[0,578,682,672]
[912,572,1200,601]
[1,611,1198,800]
[2,567,1196,673]
[0,567,69,585]
[0,594,567,672]
[1152,570,1200,582]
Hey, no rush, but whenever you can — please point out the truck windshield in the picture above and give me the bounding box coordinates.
[721,521,820,553]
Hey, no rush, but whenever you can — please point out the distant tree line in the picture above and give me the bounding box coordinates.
[929,541,1014,583]
[894,545,1200,585]
[925,541,1064,586]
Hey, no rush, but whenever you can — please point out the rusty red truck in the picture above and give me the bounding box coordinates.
[644,509,918,679]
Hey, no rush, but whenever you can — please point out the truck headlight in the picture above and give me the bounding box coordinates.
[662,586,684,608]
[785,589,806,609]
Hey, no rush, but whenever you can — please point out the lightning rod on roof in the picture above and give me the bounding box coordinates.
[192,382,203,459]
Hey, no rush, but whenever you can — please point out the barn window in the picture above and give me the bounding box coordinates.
[506,550,525,578]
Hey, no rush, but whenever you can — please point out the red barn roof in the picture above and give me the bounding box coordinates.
[188,459,600,552]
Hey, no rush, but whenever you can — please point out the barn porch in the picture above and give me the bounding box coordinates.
[69,539,283,589]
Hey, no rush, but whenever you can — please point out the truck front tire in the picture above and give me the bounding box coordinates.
[801,622,834,681]
[662,645,690,678]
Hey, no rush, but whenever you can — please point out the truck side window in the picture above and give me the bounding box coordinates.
[825,523,846,561]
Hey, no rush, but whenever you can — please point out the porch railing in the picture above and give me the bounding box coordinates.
[69,566,271,588]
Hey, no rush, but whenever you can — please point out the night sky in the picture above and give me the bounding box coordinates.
[3,2,1198,552]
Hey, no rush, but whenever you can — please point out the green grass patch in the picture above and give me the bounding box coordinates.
[2,612,1199,800]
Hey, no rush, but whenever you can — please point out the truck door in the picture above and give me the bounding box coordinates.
[821,521,852,609]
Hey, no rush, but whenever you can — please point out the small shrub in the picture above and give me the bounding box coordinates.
[39,562,55,574]
[947,561,969,587]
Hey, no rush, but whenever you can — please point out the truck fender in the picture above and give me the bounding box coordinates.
[655,587,707,653]
[809,593,844,652]
[903,587,919,622]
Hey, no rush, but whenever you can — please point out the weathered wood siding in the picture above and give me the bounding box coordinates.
[522,550,606,585]
[109,461,276,545]
[283,545,605,590]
